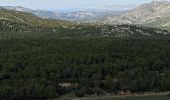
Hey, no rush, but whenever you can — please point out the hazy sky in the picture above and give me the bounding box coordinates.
[0,0,156,10]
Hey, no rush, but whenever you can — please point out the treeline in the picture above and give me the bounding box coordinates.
[1,19,169,39]
[0,38,170,99]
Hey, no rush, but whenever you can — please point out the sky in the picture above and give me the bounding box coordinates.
[0,0,159,10]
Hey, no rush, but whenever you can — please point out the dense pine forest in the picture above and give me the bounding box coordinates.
[1,34,170,99]
[0,9,170,100]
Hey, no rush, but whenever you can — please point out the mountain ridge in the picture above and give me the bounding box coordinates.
[0,7,75,27]
[97,1,170,30]
[0,5,169,38]
[1,6,127,21]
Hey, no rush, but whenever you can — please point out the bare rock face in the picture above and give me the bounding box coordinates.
[99,1,170,30]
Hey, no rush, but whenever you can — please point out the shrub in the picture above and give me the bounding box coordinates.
[75,87,87,97]
[93,87,105,96]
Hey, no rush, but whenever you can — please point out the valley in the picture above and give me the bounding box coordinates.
[0,1,170,100]
[1,6,127,22]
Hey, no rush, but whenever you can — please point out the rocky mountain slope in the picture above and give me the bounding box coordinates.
[98,1,170,30]
[0,7,169,38]
[1,6,127,21]
[0,7,76,27]
[0,7,77,33]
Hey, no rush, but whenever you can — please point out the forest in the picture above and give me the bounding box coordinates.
[0,17,170,99]
[0,36,170,99]
[1,2,170,100]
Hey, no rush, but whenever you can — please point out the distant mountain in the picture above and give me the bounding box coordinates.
[0,7,75,32]
[1,6,127,21]
[58,10,127,21]
[0,7,40,25]
[2,6,33,12]
[1,6,59,19]
[0,7,169,38]
[98,1,170,30]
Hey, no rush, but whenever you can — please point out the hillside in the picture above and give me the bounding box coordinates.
[3,1,170,31]
[0,7,169,39]
[1,6,127,21]
[1,3,170,100]
[98,1,170,30]
[1,37,170,100]
[0,8,74,27]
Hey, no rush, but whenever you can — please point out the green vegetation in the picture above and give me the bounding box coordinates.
[0,9,170,100]
[0,8,75,27]
[0,37,170,99]
[0,8,169,38]
[73,95,170,100]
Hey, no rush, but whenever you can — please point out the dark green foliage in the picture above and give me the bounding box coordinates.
[0,18,170,99]
[76,87,87,97]
[0,37,170,99]
[1,9,170,99]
